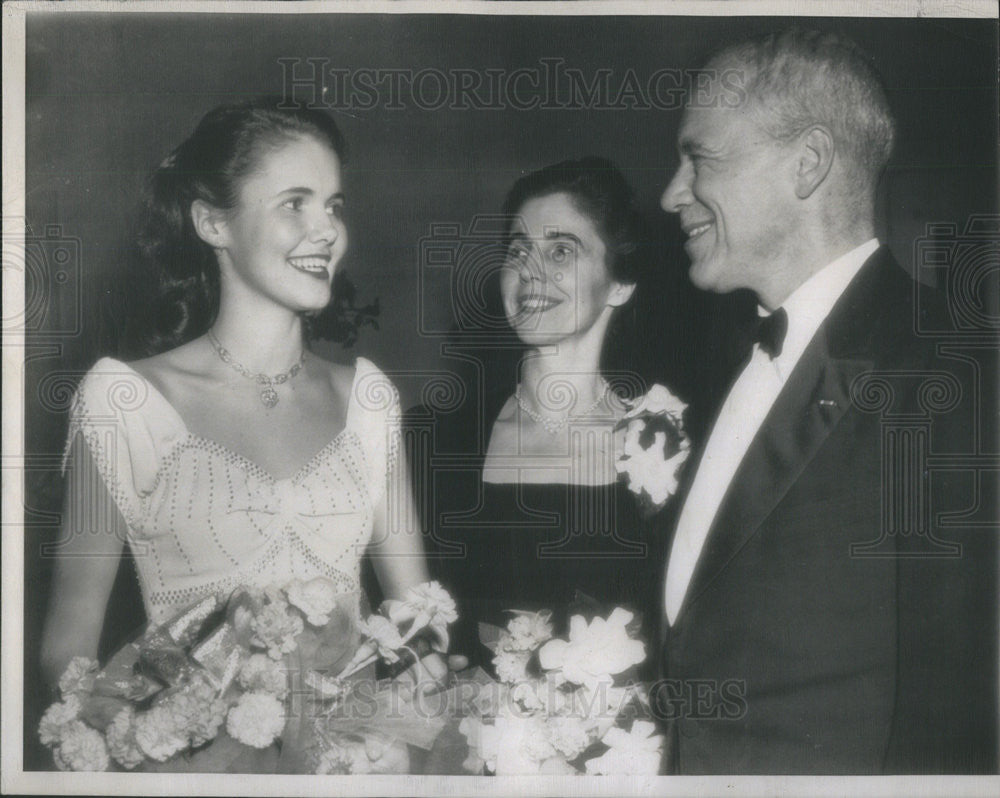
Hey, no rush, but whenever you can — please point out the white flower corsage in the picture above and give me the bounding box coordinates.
[614,383,690,513]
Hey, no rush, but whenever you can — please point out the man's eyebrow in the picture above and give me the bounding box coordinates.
[679,139,713,157]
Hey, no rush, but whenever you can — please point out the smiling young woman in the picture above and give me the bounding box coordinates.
[40,99,446,707]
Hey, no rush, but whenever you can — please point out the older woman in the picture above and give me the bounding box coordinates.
[418,158,661,667]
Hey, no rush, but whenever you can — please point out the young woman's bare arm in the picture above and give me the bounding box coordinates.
[40,434,127,687]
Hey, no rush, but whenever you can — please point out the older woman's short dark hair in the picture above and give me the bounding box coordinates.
[501,156,648,285]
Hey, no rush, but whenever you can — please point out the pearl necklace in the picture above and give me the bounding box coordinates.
[514,379,609,435]
[207,330,305,409]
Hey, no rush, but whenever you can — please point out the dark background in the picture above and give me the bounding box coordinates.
[20,12,998,768]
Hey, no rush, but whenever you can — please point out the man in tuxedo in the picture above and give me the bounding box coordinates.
[657,29,997,774]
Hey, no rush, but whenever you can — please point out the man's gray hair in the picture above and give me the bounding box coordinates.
[708,28,896,193]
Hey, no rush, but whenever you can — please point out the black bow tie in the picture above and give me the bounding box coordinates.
[752,308,788,359]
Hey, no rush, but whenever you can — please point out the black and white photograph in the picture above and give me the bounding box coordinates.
[2,1,998,795]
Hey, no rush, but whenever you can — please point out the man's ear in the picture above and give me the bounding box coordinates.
[795,126,835,199]
[607,280,637,308]
[190,199,229,249]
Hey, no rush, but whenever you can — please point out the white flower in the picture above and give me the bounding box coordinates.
[546,715,593,759]
[106,708,144,770]
[251,600,304,660]
[52,720,109,771]
[492,715,549,775]
[239,653,288,699]
[382,581,457,652]
[173,676,228,747]
[38,695,82,746]
[584,720,664,775]
[623,383,686,420]
[57,657,98,699]
[493,650,531,684]
[502,611,553,652]
[226,691,285,749]
[357,615,405,663]
[132,706,190,762]
[616,424,691,505]
[509,680,544,712]
[538,608,646,689]
[458,716,500,773]
[403,581,458,623]
[285,577,339,627]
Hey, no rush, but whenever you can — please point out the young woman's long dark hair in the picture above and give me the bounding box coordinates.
[127,98,347,357]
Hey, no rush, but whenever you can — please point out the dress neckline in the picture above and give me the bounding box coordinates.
[93,356,365,485]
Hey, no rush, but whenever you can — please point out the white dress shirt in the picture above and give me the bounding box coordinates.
[664,239,880,624]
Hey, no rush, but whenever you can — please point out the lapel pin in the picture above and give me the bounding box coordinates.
[818,399,838,408]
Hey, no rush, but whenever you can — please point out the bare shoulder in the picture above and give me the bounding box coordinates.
[309,353,356,404]
[126,338,214,397]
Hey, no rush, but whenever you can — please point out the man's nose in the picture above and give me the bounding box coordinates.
[661,161,693,214]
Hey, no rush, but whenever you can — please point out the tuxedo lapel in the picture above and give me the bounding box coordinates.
[672,250,898,622]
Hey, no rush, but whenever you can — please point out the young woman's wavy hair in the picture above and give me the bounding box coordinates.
[131,98,347,355]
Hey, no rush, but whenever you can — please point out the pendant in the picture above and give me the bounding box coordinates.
[260,387,279,408]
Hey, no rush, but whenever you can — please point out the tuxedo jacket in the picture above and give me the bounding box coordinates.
[658,247,998,774]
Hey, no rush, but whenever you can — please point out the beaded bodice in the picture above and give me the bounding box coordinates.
[64,357,400,625]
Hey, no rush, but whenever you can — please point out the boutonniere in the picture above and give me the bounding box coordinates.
[614,384,691,515]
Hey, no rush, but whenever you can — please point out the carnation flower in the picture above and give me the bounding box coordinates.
[502,611,553,652]
[170,676,227,748]
[490,714,547,775]
[546,715,593,759]
[382,581,457,652]
[251,600,304,660]
[357,615,405,663]
[106,708,144,770]
[239,653,288,698]
[584,720,664,775]
[38,695,81,746]
[52,719,109,772]
[133,705,190,762]
[538,608,646,689]
[285,577,338,627]
[315,744,356,774]
[226,691,285,749]
[57,657,98,699]
[493,650,531,684]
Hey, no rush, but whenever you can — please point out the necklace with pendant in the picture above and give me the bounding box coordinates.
[515,379,609,435]
[207,330,305,409]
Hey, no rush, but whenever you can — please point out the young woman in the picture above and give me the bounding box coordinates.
[40,99,444,692]
[419,158,660,667]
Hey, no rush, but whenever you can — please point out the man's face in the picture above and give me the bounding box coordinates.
[661,105,797,299]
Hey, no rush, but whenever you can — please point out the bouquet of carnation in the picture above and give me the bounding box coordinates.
[458,607,664,775]
[615,383,690,514]
[39,579,458,773]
